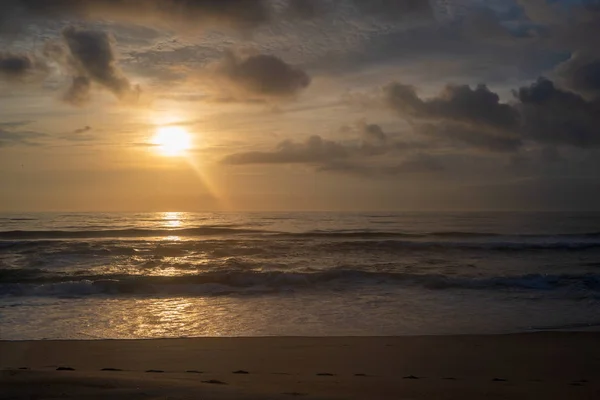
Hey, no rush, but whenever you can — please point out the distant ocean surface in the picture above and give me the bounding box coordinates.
[1,212,600,340]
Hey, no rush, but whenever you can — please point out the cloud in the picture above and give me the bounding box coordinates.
[0,53,34,79]
[60,125,95,142]
[419,123,523,153]
[61,26,139,105]
[515,77,600,147]
[0,53,48,82]
[516,0,562,25]
[214,52,311,100]
[360,122,387,145]
[286,0,322,19]
[385,82,520,130]
[52,26,140,106]
[379,74,600,152]
[0,0,434,33]
[74,125,92,134]
[0,0,271,33]
[352,0,433,20]
[0,122,46,147]
[553,3,600,55]
[0,27,138,105]
[221,122,440,177]
[222,122,400,166]
[320,153,444,176]
[63,76,92,106]
[384,81,522,152]
[556,53,600,100]
[223,135,348,165]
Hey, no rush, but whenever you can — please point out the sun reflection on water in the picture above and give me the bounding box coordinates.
[130,298,233,338]
[163,212,183,228]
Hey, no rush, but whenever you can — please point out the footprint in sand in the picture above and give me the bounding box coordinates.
[571,380,588,386]
[202,379,227,385]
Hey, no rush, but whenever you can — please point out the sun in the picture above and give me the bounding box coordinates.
[152,126,192,157]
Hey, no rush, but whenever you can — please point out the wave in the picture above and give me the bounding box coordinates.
[2,226,600,242]
[0,226,265,240]
[2,239,600,255]
[530,321,600,331]
[318,239,600,251]
[1,270,599,297]
[279,230,600,239]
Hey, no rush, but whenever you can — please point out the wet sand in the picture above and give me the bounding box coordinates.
[2,333,599,399]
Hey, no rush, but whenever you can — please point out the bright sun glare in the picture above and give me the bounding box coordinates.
[152,126,192,157]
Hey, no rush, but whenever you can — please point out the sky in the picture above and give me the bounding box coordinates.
[1,0,600,212]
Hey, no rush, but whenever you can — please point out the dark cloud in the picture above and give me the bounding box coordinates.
[61,125,95,141]
[222,122,440,177]
[223,122,403,167]
[62,26,137,103]
[0,0,271,33]
[223,135,348,165]
[419,123,523,153]
[515,77,600,147]
[0,53,34,79]
[382,74,600,152]
[0,121,31,128]
[361,122,387,145]
[380,73,600,153]
[552,3,600,55]
[74,125,92,134]
[386,82,520,130]
[351,0,433,20]
[384,81,522,152]
[556,53,600,100]
[0,53,49,83]
[217,53,311,99]
[0,123,46,147]
[308,4,556,84]
[286,0,322,19]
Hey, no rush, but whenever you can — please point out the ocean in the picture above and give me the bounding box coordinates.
[1,212,599,340]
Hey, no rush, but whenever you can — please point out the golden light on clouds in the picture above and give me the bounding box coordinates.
[152,126,192,157]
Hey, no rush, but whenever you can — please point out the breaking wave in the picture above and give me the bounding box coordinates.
[1,270,599,298]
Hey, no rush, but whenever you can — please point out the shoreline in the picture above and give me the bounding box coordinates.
[2,333,599,399]
[3,324,600,342]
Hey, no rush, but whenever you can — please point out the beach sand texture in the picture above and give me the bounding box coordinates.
[2,333,599,399]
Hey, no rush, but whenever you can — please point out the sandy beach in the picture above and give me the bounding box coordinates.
[1,333,599,399]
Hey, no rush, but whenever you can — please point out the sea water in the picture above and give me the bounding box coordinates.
[1,212,599,339]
